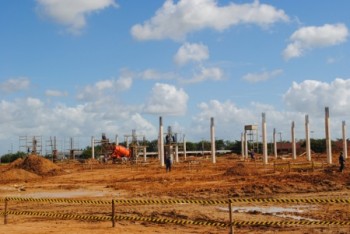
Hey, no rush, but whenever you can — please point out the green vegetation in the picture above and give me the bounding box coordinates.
[0,151,27,163]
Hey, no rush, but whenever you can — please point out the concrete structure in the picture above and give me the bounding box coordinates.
[244,124,258,159]
[91,136,95,159]
[262,113,268,164]
[183,134,187,160]
[241,133,244,158]
[244,130,248,158]
[291,121,296,160]
[305,115,311,161]
[175,142,179,163]
[342,121,347,159]
[159,116,164,167]
[211,117,216,164]
[273,128,277,159]
[115,134,119,145]
[325,107,332,164]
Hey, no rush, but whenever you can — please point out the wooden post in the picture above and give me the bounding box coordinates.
[229,202,234,234]
[4,197,8,225]
[112,199,115,227]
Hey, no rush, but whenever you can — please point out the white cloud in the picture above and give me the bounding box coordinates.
[36,0,118,34]
[77,76,132,101]
[0,96,157,154]
[174,42,209,66]
[0,77,30,93]
[181,66,224,83]
[45,89,68,97]
[139,69,178,80]
[283,24,349,60]
[115,75,132,90]
[143,83,189,115]
[242,69,283,83]
[131,0,289,41]
[283,78,350,116]
[191,99,314,142]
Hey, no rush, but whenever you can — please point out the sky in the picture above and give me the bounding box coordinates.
[1,0,350,155]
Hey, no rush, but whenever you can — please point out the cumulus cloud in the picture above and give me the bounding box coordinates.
[143,83,189,115]
[131,0,289,41]
[174,42,209,66]
[0,77,30,93]
[283,24,349,60]
[45,89,68,97]
[242,69,283,83]
[77,76,132,101]
[191,99,311,141]
[195,100,255,123]
[139,69,178,80]
[36,0,118,33]
[181,66,224,84]
[283,78,350,116]
[0,96,157,154]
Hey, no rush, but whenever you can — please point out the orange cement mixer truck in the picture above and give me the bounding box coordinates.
[109,145,131,162]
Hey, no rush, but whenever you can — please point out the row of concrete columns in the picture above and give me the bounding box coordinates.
[243,107,347,165]
[158,116,216,166]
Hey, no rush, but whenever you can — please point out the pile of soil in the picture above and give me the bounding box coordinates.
[8,154,62,176]
[84,159,100,164]
[223,162,255,176]
[0,168,40,182]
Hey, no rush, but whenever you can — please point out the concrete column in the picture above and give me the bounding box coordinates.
[175,145,179,163]
[115,134,119,145]
[262,113,268,164]
[210,117,216,164]
[244,130,248,159]
[273,128,277,159]
[325,107,332,164]
[342,121,347,159]
[157,135,160,160]
[305,115,311,161]
[159,116,164,166]
[291,121,296,160]
[143,146,147,162]
[241,133,244,158]
[183,134,187,160]
[91,136,95,159]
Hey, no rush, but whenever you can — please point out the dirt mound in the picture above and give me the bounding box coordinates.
[8,157,24,168]
[84,159,100,164]
[8,154,62,176]
[223,163,252,176]
[0,168,41,182]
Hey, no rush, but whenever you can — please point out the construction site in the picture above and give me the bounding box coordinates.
[0,114,350,234]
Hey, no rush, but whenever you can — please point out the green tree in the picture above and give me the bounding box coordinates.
[0,151,27,163]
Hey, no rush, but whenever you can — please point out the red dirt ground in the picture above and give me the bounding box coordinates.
[0,153,349,233]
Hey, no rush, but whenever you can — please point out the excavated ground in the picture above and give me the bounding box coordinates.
[0,154,349,234]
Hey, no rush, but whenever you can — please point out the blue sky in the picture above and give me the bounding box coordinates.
[1,0,350,155]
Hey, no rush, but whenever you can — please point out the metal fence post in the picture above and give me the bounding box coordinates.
[112,199,115,227]
[4,197,8,225]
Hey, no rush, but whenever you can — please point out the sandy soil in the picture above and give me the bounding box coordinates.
[0,154,349,234]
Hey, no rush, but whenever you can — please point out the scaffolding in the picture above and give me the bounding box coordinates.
[124,129,147,163]
[244,125,259,154]
[19,135,43,155]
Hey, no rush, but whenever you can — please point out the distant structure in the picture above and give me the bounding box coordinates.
[243,124,258,159]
